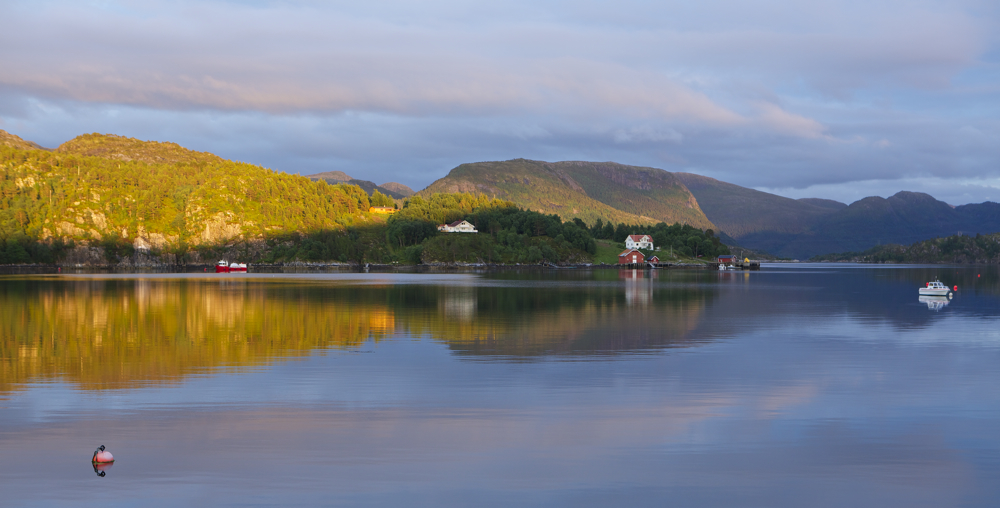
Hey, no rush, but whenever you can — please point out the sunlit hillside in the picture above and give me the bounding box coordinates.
[0,132,375,256]
[421,159,715,230]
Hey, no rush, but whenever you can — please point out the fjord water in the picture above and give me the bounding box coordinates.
[2,266,999,507]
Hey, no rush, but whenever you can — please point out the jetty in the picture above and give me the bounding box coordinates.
[709,260,761,270]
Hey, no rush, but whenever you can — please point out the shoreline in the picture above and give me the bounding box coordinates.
[0,261,716,275]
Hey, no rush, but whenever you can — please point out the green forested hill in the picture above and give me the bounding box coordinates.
[421,159,715,230]
[0,132,376,262]
[0,131,602,266]
[813,232,1000,264]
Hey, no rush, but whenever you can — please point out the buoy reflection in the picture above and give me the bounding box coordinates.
[92,462,113,477]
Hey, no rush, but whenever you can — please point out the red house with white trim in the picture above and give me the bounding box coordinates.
[618,248,645,265]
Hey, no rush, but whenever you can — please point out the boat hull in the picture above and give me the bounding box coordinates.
[918,288,951,296]
[215,265,248,273]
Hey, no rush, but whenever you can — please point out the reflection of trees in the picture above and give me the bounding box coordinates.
[0,279,394,393]
[0,276,717,394]
[402,281,714,357]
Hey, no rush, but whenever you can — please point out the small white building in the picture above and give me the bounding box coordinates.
[438,220,478,233]
[625,234,653,250]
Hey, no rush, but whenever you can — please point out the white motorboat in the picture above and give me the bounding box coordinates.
[919,281,953,296]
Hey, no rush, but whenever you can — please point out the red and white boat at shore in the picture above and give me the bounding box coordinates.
[215,260,248,273]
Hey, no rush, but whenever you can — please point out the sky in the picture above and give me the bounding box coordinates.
[1,0,998,205]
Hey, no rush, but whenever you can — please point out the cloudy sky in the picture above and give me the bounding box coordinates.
[1,0,998,205]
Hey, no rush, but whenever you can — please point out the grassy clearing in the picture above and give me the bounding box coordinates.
[594,240,623,264]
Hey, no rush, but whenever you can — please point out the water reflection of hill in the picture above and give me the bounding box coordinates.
[0,278,396,394]
[0,273,720,393]
[427,270,715,357]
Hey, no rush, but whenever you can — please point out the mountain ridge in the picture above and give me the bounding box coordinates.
[7,128,1000,261]
[421,159,715,230]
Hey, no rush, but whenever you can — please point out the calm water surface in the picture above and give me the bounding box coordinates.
[2,265,999,507]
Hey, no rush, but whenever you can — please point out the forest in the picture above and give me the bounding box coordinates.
[811,233,1000,264]
[0,135,727,266]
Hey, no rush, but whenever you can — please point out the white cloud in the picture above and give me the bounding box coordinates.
[753,102,828,139]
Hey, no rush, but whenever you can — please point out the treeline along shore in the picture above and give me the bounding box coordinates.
[811,232,1000,264]
[0,133,729,268]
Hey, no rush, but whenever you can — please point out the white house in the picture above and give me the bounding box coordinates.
[625,234,653,250]
[438,220,478,233]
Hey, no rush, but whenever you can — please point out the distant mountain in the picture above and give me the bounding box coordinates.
[379,182,415,198]
[421,159,715,229]
[797,198,848,211]
[782,192,1000,259]
[306,172,412,199]
[672,172,1000,259]
[307,171,352,182]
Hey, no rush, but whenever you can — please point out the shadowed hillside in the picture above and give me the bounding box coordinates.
[674,172,844,252]
[422,159,715,229]
[674,172,1000,259]
[780,192,1000,258]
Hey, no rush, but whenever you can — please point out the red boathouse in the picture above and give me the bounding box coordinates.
[618,249,645,265]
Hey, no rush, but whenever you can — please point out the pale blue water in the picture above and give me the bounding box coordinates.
[1,265,999,506]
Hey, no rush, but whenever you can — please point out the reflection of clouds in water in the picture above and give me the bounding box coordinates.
[753,383,819,419]
[0,375,976,506]
[776,314,1000,349]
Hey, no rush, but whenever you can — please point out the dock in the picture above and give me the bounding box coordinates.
[709,260,761,270]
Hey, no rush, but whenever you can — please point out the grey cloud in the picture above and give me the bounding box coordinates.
[1,0,998,204]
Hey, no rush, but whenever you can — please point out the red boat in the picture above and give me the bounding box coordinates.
[215,260,248,273]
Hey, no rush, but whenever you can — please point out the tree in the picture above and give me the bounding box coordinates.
[370,190,394,207]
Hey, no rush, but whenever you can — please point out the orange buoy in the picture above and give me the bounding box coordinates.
[92,445,114,464]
